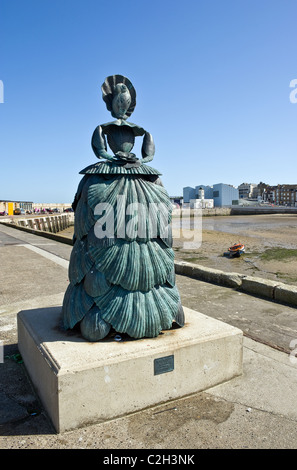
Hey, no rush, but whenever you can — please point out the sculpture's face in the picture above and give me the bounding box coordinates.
[111,83,131,119]
[115,83,128,94]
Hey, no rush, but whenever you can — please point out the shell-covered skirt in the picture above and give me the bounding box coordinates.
[61,161,184,340]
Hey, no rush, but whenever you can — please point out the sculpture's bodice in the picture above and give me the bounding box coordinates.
[105,124,135,155]
[92,120,154,165]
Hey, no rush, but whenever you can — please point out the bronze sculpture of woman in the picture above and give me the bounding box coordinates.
[61,75,184,341]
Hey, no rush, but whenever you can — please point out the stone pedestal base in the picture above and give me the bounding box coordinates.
[17,306,243,433]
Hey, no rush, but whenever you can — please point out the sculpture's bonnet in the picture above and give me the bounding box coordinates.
[101,75,136,120]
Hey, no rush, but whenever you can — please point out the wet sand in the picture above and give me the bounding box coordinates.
[172,214,297,286]
[60,214,297,286]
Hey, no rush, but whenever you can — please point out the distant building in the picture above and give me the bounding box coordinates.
[183,185,214,203]
[189,198,214,209]
[183,187,196,203]
[264,185,297,206]
[212,183,239,207]
[169,196,183,207]
[238,183,258,199]
[32,202,73,212]
[0,200,74,215]
[0,200,33,214]
[189,186,214,208]
[183,183,239,207]
[195,185,213,199]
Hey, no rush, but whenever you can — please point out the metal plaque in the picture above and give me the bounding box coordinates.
[154,355,174,375]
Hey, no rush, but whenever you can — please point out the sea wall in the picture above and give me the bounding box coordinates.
[230,206,297,215]
[174,260,297,307]
[172,207,232,217]
[0,215,74,245]
[173,206,297,217]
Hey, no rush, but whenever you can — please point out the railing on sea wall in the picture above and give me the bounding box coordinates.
[13,214,72,233]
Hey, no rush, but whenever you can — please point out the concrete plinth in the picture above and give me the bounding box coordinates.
[17,306,243,433]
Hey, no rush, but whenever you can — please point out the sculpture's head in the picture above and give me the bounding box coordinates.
[111,83,131,119]
[101,75,136,120]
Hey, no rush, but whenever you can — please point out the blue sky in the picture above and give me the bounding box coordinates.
[0,0,297,202]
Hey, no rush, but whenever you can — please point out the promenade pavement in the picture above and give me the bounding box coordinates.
[1,223,297,449]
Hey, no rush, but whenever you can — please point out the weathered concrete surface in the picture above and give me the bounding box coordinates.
[175,261,243,288]
[240,275,280,298]
[1,223,297,449]
[0,220,73,245]
[175,260,297,307]
[176,273,297,354]
[274,283,297,306]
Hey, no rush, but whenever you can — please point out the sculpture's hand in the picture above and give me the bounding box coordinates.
[91,125,115,161]
[141,131,155,163]
[115,151,138,162]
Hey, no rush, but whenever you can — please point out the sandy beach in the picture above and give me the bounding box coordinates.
[172,214,297,286]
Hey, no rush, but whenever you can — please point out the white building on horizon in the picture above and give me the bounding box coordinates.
[183,183,239,207]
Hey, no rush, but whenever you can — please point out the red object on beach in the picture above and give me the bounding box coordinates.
[228,243,245,257]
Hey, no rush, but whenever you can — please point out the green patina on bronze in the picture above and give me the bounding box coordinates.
[61,75,184,341]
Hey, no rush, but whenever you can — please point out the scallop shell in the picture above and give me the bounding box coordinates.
[88,175,171,210]
[74,197,96,241]
[83,266,111,297]
[62,282,94,329]
[94,284,181,338]
[174,301,185,327]
[68,238,93,285]
[73,175,108,240]
[88,176,172,242]
[80,305,111,341]
[166,265,176,287]
[87,236,174,292]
